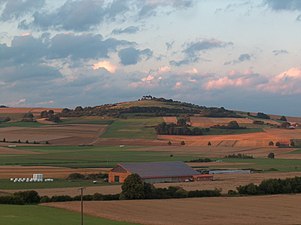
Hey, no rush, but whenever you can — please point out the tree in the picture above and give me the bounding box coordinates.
[180,141,185,145]
[290,140,295,147]
[120,174,146,200]
[268,141,274,146]
[168,141,172,145]
[208,141,212,146]
[13,190,40,204]
[227,121,240,129]
[268,152,275,159]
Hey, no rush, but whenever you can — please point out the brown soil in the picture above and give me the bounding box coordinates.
[163,117,177,123]
[45,194,301,225]
[190,117,253,127]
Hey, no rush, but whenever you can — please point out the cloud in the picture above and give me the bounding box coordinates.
[224,53,252,65]
[272,49,288,56]
[258,67,301,95]
[204,71,266,91]
[112,26,139,35]
[118,47,153,65]
[92,60,116,73]
[264,0,301,11]
[0,0,45,21]
[170,39,232,66]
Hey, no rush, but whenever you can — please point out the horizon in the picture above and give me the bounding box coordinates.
[1,0,301,116]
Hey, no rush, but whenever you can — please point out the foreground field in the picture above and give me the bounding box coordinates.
[0,204,138,225]
[46,194,301,225]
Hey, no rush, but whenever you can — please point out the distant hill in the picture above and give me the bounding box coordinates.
[59,96,242,118]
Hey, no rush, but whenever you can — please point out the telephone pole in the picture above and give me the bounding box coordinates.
[79,187,84,225]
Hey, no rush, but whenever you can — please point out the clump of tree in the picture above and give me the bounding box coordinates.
[280,122,291,129]
[211,121,246,129]
[236,176,301,195]
[40,110,61,122]
[224,153,254,159]
[21,112,35,122]
[155,122,206,135]
[188,158,212,163]
[255,112,270,120]
[0,191,40,205]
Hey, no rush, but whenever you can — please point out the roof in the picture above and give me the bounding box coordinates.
[117,161,199,179]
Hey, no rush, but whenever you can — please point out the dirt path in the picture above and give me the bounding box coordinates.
[45,194,301,225]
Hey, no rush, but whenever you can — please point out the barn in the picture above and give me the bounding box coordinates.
[108,161,213,183]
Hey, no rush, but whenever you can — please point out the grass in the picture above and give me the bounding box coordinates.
[0,179,108,190]
[102,118,163,139]
[215,158,301,172]
[289,149,301,154]
[0,204,139,225]
[0,122,45,128]
[0,145,194,168]
[60,117,113,125]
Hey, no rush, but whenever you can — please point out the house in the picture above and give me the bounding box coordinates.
[108,161,213,183]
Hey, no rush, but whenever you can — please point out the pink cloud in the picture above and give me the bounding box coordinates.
[204,76,252,90]
[258,67,301,94]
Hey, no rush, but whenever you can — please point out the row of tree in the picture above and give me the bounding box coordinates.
[155,122,206,135]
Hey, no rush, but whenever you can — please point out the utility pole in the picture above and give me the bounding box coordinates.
[79,187,84,225]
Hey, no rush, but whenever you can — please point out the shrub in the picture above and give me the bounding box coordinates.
[208,141,211,146]
[268,141,274,146]
[50,195,73,202]
[180,141,185,145]
[13,191,40,204]
[268,152,275,159]
[224,154,253,159]
[66,173,85,180]
[168,141,172,145]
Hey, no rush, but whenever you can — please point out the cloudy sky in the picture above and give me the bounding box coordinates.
[1,0,301,115]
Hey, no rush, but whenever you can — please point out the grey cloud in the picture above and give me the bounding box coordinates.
[264,0,301,11]
[112,26,139,35]
[166,41,174,51]
[0,0,45,21]
[272,49,288,56]
[171,39,232,66]
[118,47,153,65]
[224,53,252,65]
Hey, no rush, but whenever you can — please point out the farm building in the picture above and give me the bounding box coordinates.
[108,161,213,183]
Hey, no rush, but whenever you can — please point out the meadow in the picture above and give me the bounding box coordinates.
[0,145,194,168]
[0,204,139,225]
[101,118,163,139]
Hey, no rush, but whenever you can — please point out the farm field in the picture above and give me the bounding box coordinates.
[0,145,195,168]
[0,204,138,225]
[46,194,301,225]
[102,118,163,140]
[190,116,254,127]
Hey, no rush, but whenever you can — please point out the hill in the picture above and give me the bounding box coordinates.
[59,96,241,118]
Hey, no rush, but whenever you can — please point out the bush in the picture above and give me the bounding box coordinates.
[224,154,253,159]
[268,141,274,146]
[13,191,40,204]
[0,195,24,205]
[180,141,185,145]
[268,152,275,159]
[50,195,73,202]
[66,173,85,180]
[188,158,212,163]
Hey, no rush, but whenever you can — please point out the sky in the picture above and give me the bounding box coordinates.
[0,0,301,116]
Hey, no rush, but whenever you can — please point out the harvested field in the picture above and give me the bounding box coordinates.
[0,166,108,179]
[46,194,301,225]
[158,127,301,147]
[94,138,168,146]
[0,124,106,145]
[163,117,177,123]
[190,117,253,127]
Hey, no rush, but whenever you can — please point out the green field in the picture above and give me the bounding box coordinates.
[0,179,109,190]
[0,205,139,225]
[0,122,45,128]
[60,117,113,125]
[0,145,194,168]
[102,118,163,139]
[203,128,263,135]
[212,158,301,172]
